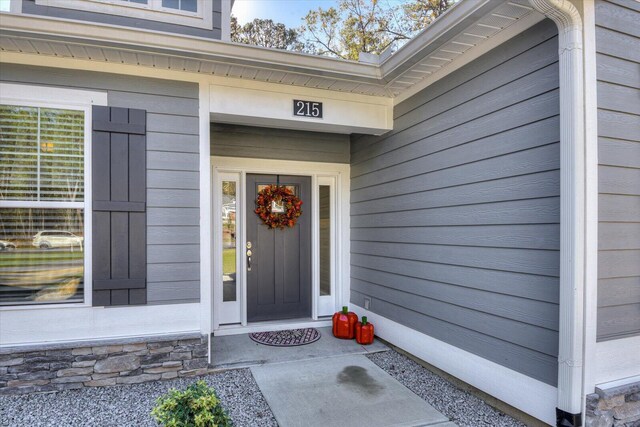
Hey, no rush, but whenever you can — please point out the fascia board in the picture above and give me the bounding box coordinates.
[0,13,382,83]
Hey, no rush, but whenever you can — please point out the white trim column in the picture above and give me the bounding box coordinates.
[581,0,599,410]
[528,1,589,424]
[198,81,213,360]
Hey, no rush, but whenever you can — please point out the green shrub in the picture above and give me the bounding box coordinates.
[151,380,232,427]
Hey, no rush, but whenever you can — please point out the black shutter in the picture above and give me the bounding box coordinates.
[92,106,147,306]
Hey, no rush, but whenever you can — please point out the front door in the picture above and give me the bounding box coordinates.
[246,174,311,322]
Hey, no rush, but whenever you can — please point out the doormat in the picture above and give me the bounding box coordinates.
[249,328,321,347]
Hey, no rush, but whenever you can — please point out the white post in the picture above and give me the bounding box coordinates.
[199,81,213,362]
[528,0,586,422]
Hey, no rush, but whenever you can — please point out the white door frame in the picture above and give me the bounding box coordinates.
[211,156,350,333]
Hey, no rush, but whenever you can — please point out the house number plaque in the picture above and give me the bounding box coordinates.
[293,100,323,119]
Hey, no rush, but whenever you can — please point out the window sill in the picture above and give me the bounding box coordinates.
[0,302,92,311]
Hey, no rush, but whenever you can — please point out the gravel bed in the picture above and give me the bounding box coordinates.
[0,369,277,427]
[367,350,526,427]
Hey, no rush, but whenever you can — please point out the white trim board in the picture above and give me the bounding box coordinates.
[581,0,600,404]
[198,81,213,347]
[214,319,333,337]
[208,81,392,135]
[595,335,640,385]
[0,303,201,346]
[351,307,557,426]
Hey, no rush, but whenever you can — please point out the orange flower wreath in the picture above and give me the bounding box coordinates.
[254,185,303,229]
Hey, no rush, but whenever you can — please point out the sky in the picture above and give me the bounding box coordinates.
[232,0,339,28]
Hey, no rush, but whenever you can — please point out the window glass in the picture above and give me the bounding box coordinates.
[162,0,197,12]
[181,0,197,12]
[319,185,331,296]
[0,105,84,202]
[0,104,85,306]
[222,181,236,302]
[0,208,84,305]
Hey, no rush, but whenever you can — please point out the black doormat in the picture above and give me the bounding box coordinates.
[249,328,321,347]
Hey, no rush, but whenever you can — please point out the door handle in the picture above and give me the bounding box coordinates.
[247,249,252,271]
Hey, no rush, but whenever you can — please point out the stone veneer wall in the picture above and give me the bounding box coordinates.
[586,382,640,427]
[0,333,209,395]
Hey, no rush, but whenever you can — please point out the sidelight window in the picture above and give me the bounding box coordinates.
[222,180,237,302]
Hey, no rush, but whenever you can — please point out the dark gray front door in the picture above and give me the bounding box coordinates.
[246,174,311,322]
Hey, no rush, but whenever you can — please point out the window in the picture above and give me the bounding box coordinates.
[0,104,87,306]
[222,180,236,302]
[319,185,331,296]
[34,0,211,29]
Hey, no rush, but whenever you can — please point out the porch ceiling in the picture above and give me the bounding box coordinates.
[0,0,544,99]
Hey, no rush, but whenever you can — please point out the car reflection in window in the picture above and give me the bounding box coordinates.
[0,229,84,305]
[32,230,84,251]
[0,240,17,251]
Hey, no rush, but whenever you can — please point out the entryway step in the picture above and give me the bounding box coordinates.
[210,326,388,369]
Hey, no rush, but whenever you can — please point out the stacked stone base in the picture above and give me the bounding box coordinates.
[0,333,209,395]
[587,381,640,427]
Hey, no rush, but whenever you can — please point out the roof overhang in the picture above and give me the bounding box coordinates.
[0,0,546,101]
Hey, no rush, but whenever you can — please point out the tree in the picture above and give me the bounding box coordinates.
[301,0,457,61]
[403,0,456,32]
[229,1,457,60]
[231,16,304,51]
[302,0,409,61]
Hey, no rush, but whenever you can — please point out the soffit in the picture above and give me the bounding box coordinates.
[0,0,544,99]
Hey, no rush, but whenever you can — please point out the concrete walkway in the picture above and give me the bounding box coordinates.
[212,328,454,427]
[251,354,454,427]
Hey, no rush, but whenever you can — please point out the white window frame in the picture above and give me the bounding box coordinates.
[0,83,107,310]
[315,176,337,317]
[34,0,213,30]
[211,157,350,332]
[213,171,242,325]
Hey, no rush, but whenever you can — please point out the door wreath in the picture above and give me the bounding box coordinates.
[255,185,303,229]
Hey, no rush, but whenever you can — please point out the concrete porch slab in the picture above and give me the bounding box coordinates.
[211,326,388,369]
[251,354,452,427]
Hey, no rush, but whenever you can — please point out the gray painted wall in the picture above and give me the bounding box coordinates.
[211,123,350,164]
[0,64,200,305]
[22,0,223,40]
[349,20,560,386]
[595,0,640,341]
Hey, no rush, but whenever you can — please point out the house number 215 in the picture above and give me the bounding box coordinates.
[293,100,323,119]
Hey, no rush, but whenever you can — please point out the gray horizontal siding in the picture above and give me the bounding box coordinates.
[350,20,560,386]
[0,64,200,305]
[595,0,640,341]
[211,123,350,163]
[22,0,222,39]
